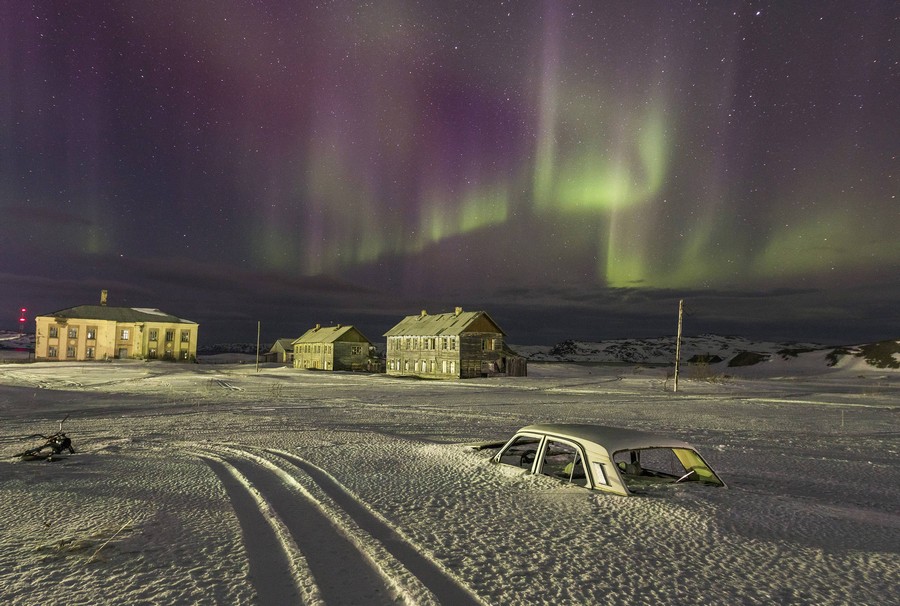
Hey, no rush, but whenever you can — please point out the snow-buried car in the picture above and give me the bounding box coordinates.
[488,424,725,496]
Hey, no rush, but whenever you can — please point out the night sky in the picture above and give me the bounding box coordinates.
[2,1,898,346]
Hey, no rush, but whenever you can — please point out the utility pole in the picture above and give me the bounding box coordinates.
[674,299,684,392]
[255,321,261,373]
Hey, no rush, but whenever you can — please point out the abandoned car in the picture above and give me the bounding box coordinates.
[489,423,725,496]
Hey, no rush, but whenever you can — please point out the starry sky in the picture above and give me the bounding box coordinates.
[2,1,898,346]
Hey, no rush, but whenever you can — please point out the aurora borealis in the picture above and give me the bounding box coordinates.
[2,1,898,345]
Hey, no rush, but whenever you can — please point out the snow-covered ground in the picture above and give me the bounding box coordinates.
[0,357,897,605]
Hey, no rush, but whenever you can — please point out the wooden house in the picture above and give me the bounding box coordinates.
[267,338,296,364]
[384,307,527,379]
[292,324,376,371]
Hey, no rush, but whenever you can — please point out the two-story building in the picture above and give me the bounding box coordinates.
[34,291,199,362]
[384,307,526,379]
[292,324,376,371]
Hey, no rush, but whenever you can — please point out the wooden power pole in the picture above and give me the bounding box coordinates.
[255,320,261,373]
[674,299,684,392]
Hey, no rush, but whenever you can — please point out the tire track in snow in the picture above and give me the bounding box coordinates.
[268,450,485,606]
[201,456,319,605]
[218,453,401,605]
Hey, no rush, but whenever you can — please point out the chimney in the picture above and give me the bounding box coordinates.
[100,290,108,306]
[454,306,462,316]
[314,323,320,331]
[420,309,427,318]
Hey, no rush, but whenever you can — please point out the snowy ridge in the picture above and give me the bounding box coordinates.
[514,334,900,371]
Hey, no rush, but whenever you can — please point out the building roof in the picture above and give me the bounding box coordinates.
[292,325,372,345]
[40,305,197,325]
[383,309,505,337]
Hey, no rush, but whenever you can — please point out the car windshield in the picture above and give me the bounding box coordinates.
[612,447,722,488]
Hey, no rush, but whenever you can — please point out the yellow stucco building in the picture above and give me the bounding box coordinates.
[35,293,199,362]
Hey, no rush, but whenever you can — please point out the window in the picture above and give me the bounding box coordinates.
[68,327,78,339]
[149,329,158,341]
[483,338,497,351]
[48,346,58,358]
[611,448,719,487]
[86,327,96,340]
[49,326,58,338]
[165,329,174,342]
[539,441,587,484]
[149,348,157,359]
[180,350,189,360]
[497,435,542,469]
[86,347,95,359]
[66,346,76,358]
[180,330,190,343]
[351,345,362,355]
[120,329,130,341]
[450,337,457,351]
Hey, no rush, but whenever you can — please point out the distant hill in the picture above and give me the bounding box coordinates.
[513,334,900,370]
[197,342,271,355]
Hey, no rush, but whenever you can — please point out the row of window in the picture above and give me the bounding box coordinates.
[48,325,192,343]
[387,336,500,352]
[49,326,98,340]
[389,359,457,374]
[48,346,96,359]
[296,344,332,354]
[294,345,365,355]
[46,345,189,360]
[388,336,459,351]
[146,329,191,343]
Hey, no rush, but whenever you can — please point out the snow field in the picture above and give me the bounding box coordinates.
[0,360,897,605]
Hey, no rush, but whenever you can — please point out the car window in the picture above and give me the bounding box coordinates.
[612,447,720,485]
[539,440,587,485]
[497,435,541,469]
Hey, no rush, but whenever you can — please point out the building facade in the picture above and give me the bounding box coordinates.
[384,307,526,379]
[34,296,199,362]
[267,338,296,364]
[292,324,376,371]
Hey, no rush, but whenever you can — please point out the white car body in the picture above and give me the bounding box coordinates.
[491,423,726,496]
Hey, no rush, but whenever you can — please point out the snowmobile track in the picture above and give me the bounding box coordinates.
[202,452,399,605]
[201,456,317,605]
[267,450,484,606]
[201,447,485,605]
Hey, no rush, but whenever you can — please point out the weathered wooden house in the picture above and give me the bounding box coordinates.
[266,338,296,364]
[292,324,376,371]
[384,307,527,379]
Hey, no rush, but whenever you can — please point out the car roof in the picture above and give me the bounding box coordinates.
[519,423,696,453]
